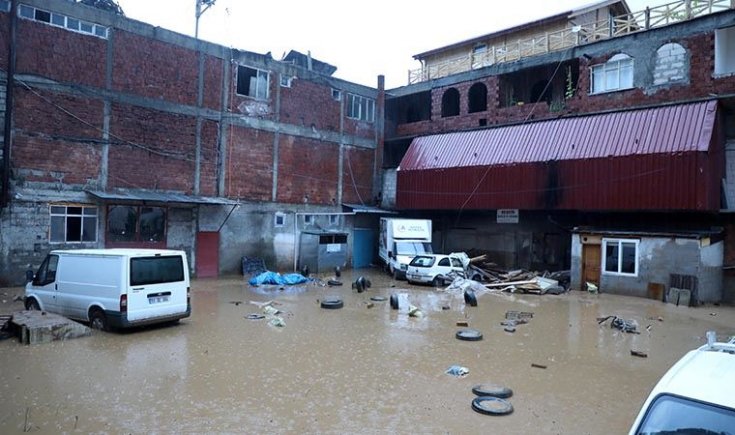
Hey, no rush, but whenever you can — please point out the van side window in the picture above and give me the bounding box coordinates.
[130,256,184,286]
[34,254,59,286]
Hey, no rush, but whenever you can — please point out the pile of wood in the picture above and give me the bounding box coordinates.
[467,253,567,295]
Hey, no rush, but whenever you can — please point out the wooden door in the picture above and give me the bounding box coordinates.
[581,244,601,289]
[196,232,219,278]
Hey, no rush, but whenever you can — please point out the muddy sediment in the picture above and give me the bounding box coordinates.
[1,270,733,433]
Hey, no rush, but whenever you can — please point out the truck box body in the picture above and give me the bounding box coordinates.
[25,249,191,330]
[379,218,433,279]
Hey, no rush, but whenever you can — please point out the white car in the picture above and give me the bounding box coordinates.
[406,253,471,286]
[628,332,735,434]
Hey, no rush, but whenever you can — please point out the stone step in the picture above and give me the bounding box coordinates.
[8,310,92,345]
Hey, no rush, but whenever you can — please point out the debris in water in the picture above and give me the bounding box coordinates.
[630,350,648,358]
[531,363,547,369]
[263,306,281,316]
[445,365,469,377]
[229,301,243,306]
[456,320,469,327]
[597,315,639,334]
[269,317,286,327]
[408,305,424,318]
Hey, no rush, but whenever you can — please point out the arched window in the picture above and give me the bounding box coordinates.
[653,43,688,86]
[441,88,460,117]
[468,83,487,113]
[590,53,634,94]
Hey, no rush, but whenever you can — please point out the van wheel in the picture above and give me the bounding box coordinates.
[25,298,40,311]
[89,309,108,331]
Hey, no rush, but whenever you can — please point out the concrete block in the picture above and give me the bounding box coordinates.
[10,311,91,345]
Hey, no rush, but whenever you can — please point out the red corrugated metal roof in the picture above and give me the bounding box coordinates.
[400,101,717,170]
[396,101,721,211]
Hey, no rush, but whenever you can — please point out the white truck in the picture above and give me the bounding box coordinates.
[379,218,433,279]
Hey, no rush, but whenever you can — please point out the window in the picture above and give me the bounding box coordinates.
[441,88,460,117]
[468,82,487,113]
[329,214,339,226]
[50,205,98,243]
[590,54,634,94]
[18,4,108,38]
[303,214,313,225]
[636,394,735,434]
[715,27,735,76]
[438,258,450,267]
[0,0,10,12]
[130,256,184,286]
[346,93,375,122]
[319,234,347,244]
[236,65,269,99]
[280,75,293,88]
[331,88,341,101]
[34,254,59,286]
[274,212,285,227]
[107,205,166,243]
[602,239,638,276]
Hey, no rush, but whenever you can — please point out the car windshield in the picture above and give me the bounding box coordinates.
[396,242,432,256]
[636,394,735,435]
[409,256,435,267]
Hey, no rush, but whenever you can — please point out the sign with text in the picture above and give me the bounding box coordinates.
[497,209,519,224]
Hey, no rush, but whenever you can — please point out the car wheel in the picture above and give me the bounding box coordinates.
[472,384,513,399]
[392,268,400,280]
[320,299,344,309]
[432,276,444,287]
[390,294,399,310]
[25,298,40,311]
[471,396,513,416]
[89,308,108,331]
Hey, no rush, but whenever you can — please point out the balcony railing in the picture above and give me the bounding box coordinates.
[408,0,732,84]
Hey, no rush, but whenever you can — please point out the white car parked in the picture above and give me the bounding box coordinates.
[406,252,477,286]
[628,332,735,434]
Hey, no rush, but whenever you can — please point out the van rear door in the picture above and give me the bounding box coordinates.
[126,254,188,322]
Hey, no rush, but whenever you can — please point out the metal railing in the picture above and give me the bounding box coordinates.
[408,0,731,84]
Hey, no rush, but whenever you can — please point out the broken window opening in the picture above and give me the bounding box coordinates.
[236,65,269,100]
[107,205,167,243]
[498,61,577,108]
[386,90,431,125]
[441,88,460,117]
[50,205,98,243]
[346,93,375,122]
[468,82,487,113]
[530,80,553,105]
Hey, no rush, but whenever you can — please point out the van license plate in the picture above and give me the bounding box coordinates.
[148,296,169,304]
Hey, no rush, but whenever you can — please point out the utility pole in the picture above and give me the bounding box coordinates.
[194,0,216,39]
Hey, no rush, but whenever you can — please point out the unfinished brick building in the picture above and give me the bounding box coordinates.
[0,0,383,283]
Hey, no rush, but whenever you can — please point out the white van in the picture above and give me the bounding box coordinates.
[25,249,191,331]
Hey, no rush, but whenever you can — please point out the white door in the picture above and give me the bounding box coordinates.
[29,254,60,313]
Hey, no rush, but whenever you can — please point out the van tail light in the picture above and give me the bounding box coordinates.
[187,287,191,305]
[120,294,128,314]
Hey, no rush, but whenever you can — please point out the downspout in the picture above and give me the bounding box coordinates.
[1,0,17,208]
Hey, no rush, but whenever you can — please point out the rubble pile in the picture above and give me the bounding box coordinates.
[465,250,570,295]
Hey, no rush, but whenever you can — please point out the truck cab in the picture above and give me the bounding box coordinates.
[379,218,433,279]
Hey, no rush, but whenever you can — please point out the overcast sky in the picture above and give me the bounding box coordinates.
[114,0,673,89]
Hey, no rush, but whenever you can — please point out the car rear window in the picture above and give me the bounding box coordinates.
[130,256,184,286]
[635,393,735,434]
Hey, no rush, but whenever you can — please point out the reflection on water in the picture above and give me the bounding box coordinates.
[1,269,733,433]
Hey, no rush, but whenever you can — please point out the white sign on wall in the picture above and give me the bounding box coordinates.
[497,209,519,224]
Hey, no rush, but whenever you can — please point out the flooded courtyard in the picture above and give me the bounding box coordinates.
[1,269,734,434]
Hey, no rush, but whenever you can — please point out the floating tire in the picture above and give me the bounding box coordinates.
[327,279,343,286]
[320,299,344,309]
[390,294,399,310]
[334,266,341,278]
[456,329,483,341]
[464,290,478,307]
[365,279,372,288]
[471,396,514,416]
[370,296,387,302]
[472,384,513,399]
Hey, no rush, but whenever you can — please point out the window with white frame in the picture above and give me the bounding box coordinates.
[346,93,375,122]
[715,27,735,76]
[274,212,285,227]
[602,239,638,276]
[236,65,269,99]
[303,214,313,225]
[18,4,108,38]
[331,88,341,101]
[590,54,634,94]
[0,0,9,12]
[280,75,293,88]
[329,214,339,226]
[50,205,98,243]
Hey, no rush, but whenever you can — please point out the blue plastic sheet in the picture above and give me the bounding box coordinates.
[248,271,309,286]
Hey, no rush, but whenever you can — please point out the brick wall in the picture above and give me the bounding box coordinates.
[280,78,340,132]
[276,136,338,204]
[225,125,274,201]
[203,55,223,110]
[342,146,375,204]
[199,119,219,197]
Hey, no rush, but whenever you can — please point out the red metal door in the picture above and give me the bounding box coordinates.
[196,232,219,278]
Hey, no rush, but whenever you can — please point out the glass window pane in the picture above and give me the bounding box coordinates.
[50,216,65,242]
[80,21,93,33]
[139,207,165,242]
[66,17,79,31]
[83,207,97,216]
[620,62,634,88]
[592,67,603,93]
[438,258,450,266]
[606,66,619,90]
[621,243,636,273]
[638,394,735,434]
[82,216,97,242]
[51,13,65,26]
[34,9,50,23]
[605,243,619,272]
[94,25,107,37]
[108,205,137,242]
[19,5,33,18]
[130,256,184,286]
[50,206,65,214]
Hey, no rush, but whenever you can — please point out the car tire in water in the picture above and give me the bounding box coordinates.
[456,329,483,341]
[25,298,40,311]
[472,384,513,399]
[89,308,108,331]
[432,276,443,287]
[471,396,514,416]
[464,290,478,307]
[320,299,344,309]
[390,294,399,310]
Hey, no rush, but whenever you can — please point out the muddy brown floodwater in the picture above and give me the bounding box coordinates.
[1,269,734,434]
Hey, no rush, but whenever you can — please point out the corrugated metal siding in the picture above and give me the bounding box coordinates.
[397,101,720,211]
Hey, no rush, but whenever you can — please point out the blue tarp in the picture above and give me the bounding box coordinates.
[248,271,310,286]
